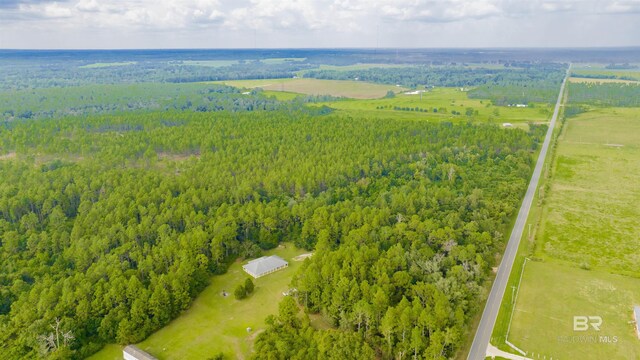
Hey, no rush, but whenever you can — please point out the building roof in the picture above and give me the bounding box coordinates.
[635,306,640,322]
[124,345,157,360]
[243,255,288,277]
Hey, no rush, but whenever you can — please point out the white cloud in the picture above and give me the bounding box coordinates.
[18,1,74,19]
[604,0,640,13]
[377,0,502,23]
[0,0,639,48]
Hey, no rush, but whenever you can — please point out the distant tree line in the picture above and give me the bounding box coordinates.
[303,64,566,105]
[0,83,331,121]
[604,63,638,70]
[0,61,311,91]
[568,82,640,107]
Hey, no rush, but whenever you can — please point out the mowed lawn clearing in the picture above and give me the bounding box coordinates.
[89,244,307,360]
[538,108,640,275]
[509,261,640,360]
[215,78,405,99]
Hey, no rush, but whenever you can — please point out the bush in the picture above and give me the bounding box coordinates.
[234,284,247,300]
[244,278,254,294]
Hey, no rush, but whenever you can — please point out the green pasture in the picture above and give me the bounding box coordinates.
[493,106,640,359]
[508,261,640,360]
[89,245,308,360]
[571,68,640,81]
[568,77,639,84]
[216,78,406,99]
[537,108,640,275]
[320,87,553,124]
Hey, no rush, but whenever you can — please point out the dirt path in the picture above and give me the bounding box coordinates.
[293,253,313,261]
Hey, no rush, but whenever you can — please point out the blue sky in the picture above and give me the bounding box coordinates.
[0,0,639,49]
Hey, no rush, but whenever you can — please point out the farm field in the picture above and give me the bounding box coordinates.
[498,106,640,359]
[319,87,553,124]
[537,108,640,275]
[89,244,308,360]
[508,261,640,360]
[570,68,640,81]
[568,76,639,84]
[215,78,405,99]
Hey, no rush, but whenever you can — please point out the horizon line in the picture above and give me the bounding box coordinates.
[2,46,640,51]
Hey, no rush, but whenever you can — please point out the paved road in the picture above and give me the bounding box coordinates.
[466,66,570,360]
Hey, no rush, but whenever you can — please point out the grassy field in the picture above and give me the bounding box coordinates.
[320,87,553,125]
[509,261,640,360]
[215,78,405,99]
[537,108,640,275]
[568,77,639,84]
[295,63,411,77]
[217,78,553,124]
[571,68,640,81]
[79,62,136,69]
[89,245,308,360]
[494,107,640,359]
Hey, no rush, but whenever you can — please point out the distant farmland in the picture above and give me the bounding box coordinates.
[568,77,639,84]
[216,78,405,99]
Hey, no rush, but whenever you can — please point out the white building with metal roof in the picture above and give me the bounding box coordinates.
[123,345,157,360]
[242,255,288,278]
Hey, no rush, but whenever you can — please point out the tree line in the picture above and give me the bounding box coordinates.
[0,83,330,122]
[303,65,565,106]
[568,82,640,106]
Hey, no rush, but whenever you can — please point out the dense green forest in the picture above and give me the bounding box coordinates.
[0,83,331,121]
[0,102,544,358]
[0,60,312,91]
[304,64,566,105]
[567,82,640,106]
[252,122,546,359]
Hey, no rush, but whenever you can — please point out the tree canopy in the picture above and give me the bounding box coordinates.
[0,106,544,358]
